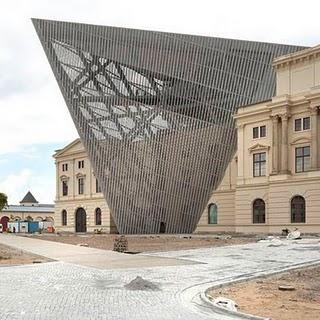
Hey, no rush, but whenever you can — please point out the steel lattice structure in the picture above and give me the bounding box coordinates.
[33,19,304,234]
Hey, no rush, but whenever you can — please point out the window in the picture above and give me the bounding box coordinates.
[253,125,266,139]
[95,208,102,225]
[295,117,310,131]
[78,160,84,169]
[295,146,310,173]
[61,210,67,226]
[78,177,84,194]
[253,127,259,139]
[62,180,68,196]
[96,178,101,193]
[208,203,218,224]
[291,196,305,223]
[253,152,266,177]
[260,125,266,137]
[62,163,68,172]
[253,199,265,223]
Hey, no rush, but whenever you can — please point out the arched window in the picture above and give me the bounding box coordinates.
[61,210,67,226]
[253,199,265,224]
[291,196,305,223]
[95,208,102,225]
[208,203,218,224]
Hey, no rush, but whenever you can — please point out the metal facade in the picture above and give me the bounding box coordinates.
[32,19,304,233]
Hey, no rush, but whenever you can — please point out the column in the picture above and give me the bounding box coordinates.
[280,113,290,173]
[310,107,319,170]
[271,115,279,174]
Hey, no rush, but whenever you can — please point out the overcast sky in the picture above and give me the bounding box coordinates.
[1,0,320,204]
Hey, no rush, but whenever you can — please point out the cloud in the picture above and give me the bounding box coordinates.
[0,168,55,204]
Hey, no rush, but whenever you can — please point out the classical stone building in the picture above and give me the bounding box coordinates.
[197,45,320,234]
[0,191,54,232]
[54,44,320,234]
[53,140,117,233]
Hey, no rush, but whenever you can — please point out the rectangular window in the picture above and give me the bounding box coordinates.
[62,181,68,196]
[62,163,68,172]
[260,125,266,138]
[295,118,302,131]
[303,117,310,130]
[295,117,310,132]
[295,146,310,173]
[253,125,266,139]
[253,127,259,139]
[96,178,101,193]
[78,178,84,194]
[78,160,84,169]
[253,152,266,177]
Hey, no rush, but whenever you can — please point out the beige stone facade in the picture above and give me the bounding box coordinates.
[53,139,117,233]
[55,45,320,234]
[197,45,320,234]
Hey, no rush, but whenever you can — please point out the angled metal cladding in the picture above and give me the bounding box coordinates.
[32,19,305,234]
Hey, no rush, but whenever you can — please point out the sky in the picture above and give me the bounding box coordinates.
[1,0,320,204]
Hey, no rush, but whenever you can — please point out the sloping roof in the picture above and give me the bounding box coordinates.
[20,191,38,204]
[3,205,54,213]
[53,138,82,158]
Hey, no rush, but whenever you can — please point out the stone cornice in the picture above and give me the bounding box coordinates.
[248,143,270,153]
[273,45,320,69]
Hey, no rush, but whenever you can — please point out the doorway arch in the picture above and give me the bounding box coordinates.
[75,208,87,233]
[0,216,9,232]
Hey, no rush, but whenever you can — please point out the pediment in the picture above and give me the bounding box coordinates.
[248,143,270,153]
[290,136,311,145]
[60,175,69,181]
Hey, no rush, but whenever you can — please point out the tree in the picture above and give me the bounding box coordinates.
[0,193,8,212]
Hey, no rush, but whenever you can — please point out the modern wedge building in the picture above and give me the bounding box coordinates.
[33,18,305,234]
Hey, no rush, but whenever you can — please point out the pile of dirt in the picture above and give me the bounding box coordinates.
[124,276,160,291]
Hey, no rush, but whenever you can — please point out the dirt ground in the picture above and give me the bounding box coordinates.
[0,243,50,265]
[208,266,320,320]
[28,233,255,252]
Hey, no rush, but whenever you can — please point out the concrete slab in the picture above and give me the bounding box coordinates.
[0,234,198,269]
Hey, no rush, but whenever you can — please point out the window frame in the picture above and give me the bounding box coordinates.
[96,178,101,193]
[62,163,68,172]
[78,160,84,169]
[291,196,306,223]
[95,208,102,225]
[294,117,310,132]
[252,198,266,224]
[78,177,84,195]
[61,210,67,226]
[253,125,266,139]
[295,146,310,173]
[208,203,218,224]
[253,152,266,177]
[62,180,68,196]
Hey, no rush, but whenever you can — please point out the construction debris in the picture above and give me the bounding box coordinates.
[124,276,160,291]
[213,297,238,312]
[113,235,128,252]
[278,285,295,291]
[287,228,301,240]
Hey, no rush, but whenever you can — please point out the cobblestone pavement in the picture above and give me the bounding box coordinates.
[0,239,319,319]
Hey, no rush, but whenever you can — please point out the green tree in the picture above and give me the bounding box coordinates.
[0,193,8,212]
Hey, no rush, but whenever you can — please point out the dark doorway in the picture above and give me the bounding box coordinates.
[159,221,166,233]
[75,208,87,233]
[0,216,9,232]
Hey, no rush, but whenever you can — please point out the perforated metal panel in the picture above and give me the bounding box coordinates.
[33,19,305,233]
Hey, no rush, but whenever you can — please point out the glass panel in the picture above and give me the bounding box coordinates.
[296,147,303,157]
[253,127,259,139]
[208,204,217,224]
[260,152,266,161]
[296,158,303,173]
[254,163,260,177]
[304,156,310,171]
[260,125,266,137]
[303,117,310,130]
[295,118,302,131]
[260,162,266,176]
[303,146,310,156]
